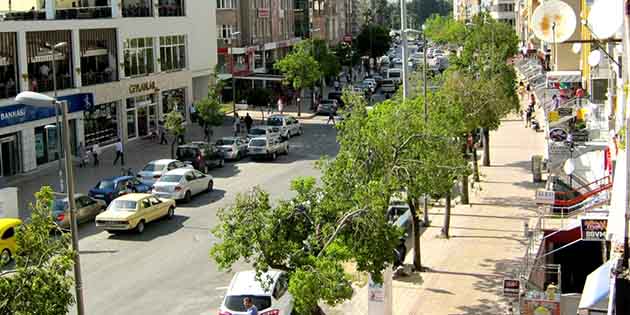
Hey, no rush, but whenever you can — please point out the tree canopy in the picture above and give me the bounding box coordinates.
[355,24,392,59]
[274,40,322,92]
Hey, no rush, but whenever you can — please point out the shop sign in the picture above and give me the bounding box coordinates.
[557,107,573,117]
[129,81,156,94]
[535,190,555,205]
[580,218,608,241]
[0,93,94,128]
[549,128,568,142]
[503,279,520,297]
[571,129,589,142]
[258,8,270,18]
[523,299,560,315]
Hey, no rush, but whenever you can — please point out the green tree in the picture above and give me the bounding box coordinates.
[246,87,272,120]
[306,39,341,82]
[0,186,75,314]
[408,0,451,29]
[424,14,467,45]
[165,110,185,158]
[332,42,359,68]
[274,40,322,115]
[355,24,392,60]
[196,81,225,142]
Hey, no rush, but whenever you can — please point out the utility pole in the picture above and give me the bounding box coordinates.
[401,0,408,100]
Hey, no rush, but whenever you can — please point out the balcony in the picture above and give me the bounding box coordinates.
[55,6,112,20]
[122,0,153,17]
[0,9,46,21]
[26,31,74,93]
[158,0,185,17]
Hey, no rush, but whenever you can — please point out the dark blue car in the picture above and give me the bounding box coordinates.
[88,176,151,204]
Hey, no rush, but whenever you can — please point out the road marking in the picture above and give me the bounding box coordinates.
[215,286,228,291]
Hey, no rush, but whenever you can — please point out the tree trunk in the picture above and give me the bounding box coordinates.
[422,195,430,227]
[461,174,469,205]
[472,147,480,182]
[407,197,422,271]
[441,192,451,238]
[482,128,490,167]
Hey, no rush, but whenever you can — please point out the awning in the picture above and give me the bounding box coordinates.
[233,74,283,82]
[578,260,612,309]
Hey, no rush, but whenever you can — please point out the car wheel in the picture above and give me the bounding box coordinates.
[167,206,175,219]
[207,180,214,193]
[184,190,192,203]
[0,249,11,265]
[272,152,277,160]
[136,220,145,234]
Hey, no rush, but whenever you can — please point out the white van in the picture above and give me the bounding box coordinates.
[387,68,402,84]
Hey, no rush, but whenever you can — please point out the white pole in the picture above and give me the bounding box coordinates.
[401,0,408,100]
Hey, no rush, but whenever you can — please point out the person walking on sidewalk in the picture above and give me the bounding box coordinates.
[78,141,87,168]
[113,139,124,166]
[233,113,240,137]
[159,121,168,145]
[327,110,336,125]
[92,143,100,167]
[244,113,253,134]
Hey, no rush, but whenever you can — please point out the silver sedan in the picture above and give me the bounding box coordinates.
[151,168,214,203]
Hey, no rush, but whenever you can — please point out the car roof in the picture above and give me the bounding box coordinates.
[57,193,88,202]
[249,137,269,142]
[102,176,134,182]
[268,114,288,119]
[227,270,282,296]
[163,168,195,175]
[0,218,22,228]
[147,159,177,165]
[114,193,152,201]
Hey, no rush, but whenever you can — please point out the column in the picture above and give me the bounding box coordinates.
[45,0,55,20]
[152,0,159,17]
[111,0,121,18]
[17,32,29,92]
[20,129,37,172]
[117,28,125,78]
[72,30,82,88]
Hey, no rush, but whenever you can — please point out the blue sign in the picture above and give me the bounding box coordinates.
[0,93,94,128]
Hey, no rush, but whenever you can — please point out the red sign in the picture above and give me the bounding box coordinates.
[258,8,270,18]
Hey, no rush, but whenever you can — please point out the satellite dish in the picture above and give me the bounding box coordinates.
[563,158,575,175]
[588,0,623,39]
[588,50,602,67]
[572,43,581,54]
[532,0,577,43]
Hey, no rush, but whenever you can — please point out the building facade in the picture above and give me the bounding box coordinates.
[484,0,516,26]
[0,0,216,177]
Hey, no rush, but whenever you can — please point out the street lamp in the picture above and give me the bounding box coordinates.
[229,32,241,115]
[49,41,68,193]
[400,0,409,100]
[15,91,86,315]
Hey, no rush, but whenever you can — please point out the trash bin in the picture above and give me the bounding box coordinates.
[532,155,543,183]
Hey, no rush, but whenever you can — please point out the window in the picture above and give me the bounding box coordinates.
[217,0,235,9]
[123,37,154,77]
[159,35,186,71]
[219,25,235,39]
[2,227,14,240]
[185,173,195,181]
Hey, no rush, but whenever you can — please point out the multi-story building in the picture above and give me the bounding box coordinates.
[216,0,298,81]
[483,0,516,26]
[311,0,353,44]
[0,0,216,177]
[453,0,481,22]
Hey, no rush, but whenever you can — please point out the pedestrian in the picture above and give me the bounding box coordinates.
[529,93,537,109]
[92,143,100,167]
[233,113,240,137]
[113,139,124,166]
[277,97,284,114]
[243,297,258,315]
[551,94,560,110]
[159,122,168,145]
[334,79,340,91]
[190,103,197,123]
[327,109,336,125]
[78,141,87,168]
[525,104,534,128]
[244,113,253,134]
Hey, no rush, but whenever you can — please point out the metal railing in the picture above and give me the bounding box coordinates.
[553,175,612,207]
[0,10,46,21]
[55,6,112,19]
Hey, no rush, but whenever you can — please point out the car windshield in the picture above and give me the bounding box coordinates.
[250,139,267,146]
[52,199,68,212]
[177,147,198,159]
[142,162,166,172]
[96,180,115,190]
[224,295,272,312]
[267,118,283,126]
[250,129,266,135]
[108,200,137,212]
[389,72,401,78]
[216,139,235,145]
[160,175,183,183]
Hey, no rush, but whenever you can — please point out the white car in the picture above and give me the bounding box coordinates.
[363,78,377,89]
[215,137,249,160]
[219,270,293,315]
[247,126,281,141]
[267,115,303,139]
[136,159,192,186]
[248,137,289,160]
[151,168,213,203]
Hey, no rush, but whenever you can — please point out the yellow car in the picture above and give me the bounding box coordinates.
[95,193,176,234]
[0,218,22,264]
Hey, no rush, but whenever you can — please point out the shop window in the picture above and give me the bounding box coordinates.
[159,35,186,72]
[124,37,154,77]
[80,29,118,86]
[84,101,119,146]
[0,33,19,100]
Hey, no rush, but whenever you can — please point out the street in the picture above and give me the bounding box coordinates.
[52,117,339,315]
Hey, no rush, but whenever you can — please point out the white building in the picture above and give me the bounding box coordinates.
[0,0,217,177]
[482,0,516,26]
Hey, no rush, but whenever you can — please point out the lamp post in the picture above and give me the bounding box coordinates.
[16,91,86,315]
[400,0,408,100]
[230,32,241,114]
[50,41,68,193]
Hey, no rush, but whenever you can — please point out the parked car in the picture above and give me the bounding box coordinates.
[52,194,106,229]
[247,126,281,141]
[95,193,176,234]
[267,115,302,139]
[152,168,214,203]
[89,176,152,205]
[136,159,192,186]
[248,137,289,160]
[176,142,225,173]
[0,218,21,265]
[317,100,338,115]
[387,68,402,84]
[215,137,249,160]
[363,78,377,90]
[219,270,294,315]
[381,79,398,94]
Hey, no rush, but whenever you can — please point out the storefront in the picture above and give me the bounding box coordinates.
[84,101,119,146]
[126,94,158,139]
[0,92,93,176]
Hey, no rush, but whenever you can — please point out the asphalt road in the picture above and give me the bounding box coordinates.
[69,117,339,315]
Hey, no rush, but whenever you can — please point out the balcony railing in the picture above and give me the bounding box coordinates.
[29,75,73,93]
[122,5,152,17]
[0,10,46,21]
[56,6,112,19]
[81,71,116,86]
[158,5,184,17]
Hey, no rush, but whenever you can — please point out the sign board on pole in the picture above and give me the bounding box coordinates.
[368,270,392,315]
[580,218,608,241]
[535,190,556,205]
[503,279,520,297]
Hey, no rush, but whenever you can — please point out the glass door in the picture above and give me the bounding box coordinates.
[137,107,148,137]
[127,110,137,139]
[0,135,20,177]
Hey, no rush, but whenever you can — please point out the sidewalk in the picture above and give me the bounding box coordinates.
[326,118,546,315]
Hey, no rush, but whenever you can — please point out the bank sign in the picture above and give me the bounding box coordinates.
[0,93,94,128]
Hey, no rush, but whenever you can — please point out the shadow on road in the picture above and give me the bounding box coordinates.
[182,188,227,208]
[105,214,190,242]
